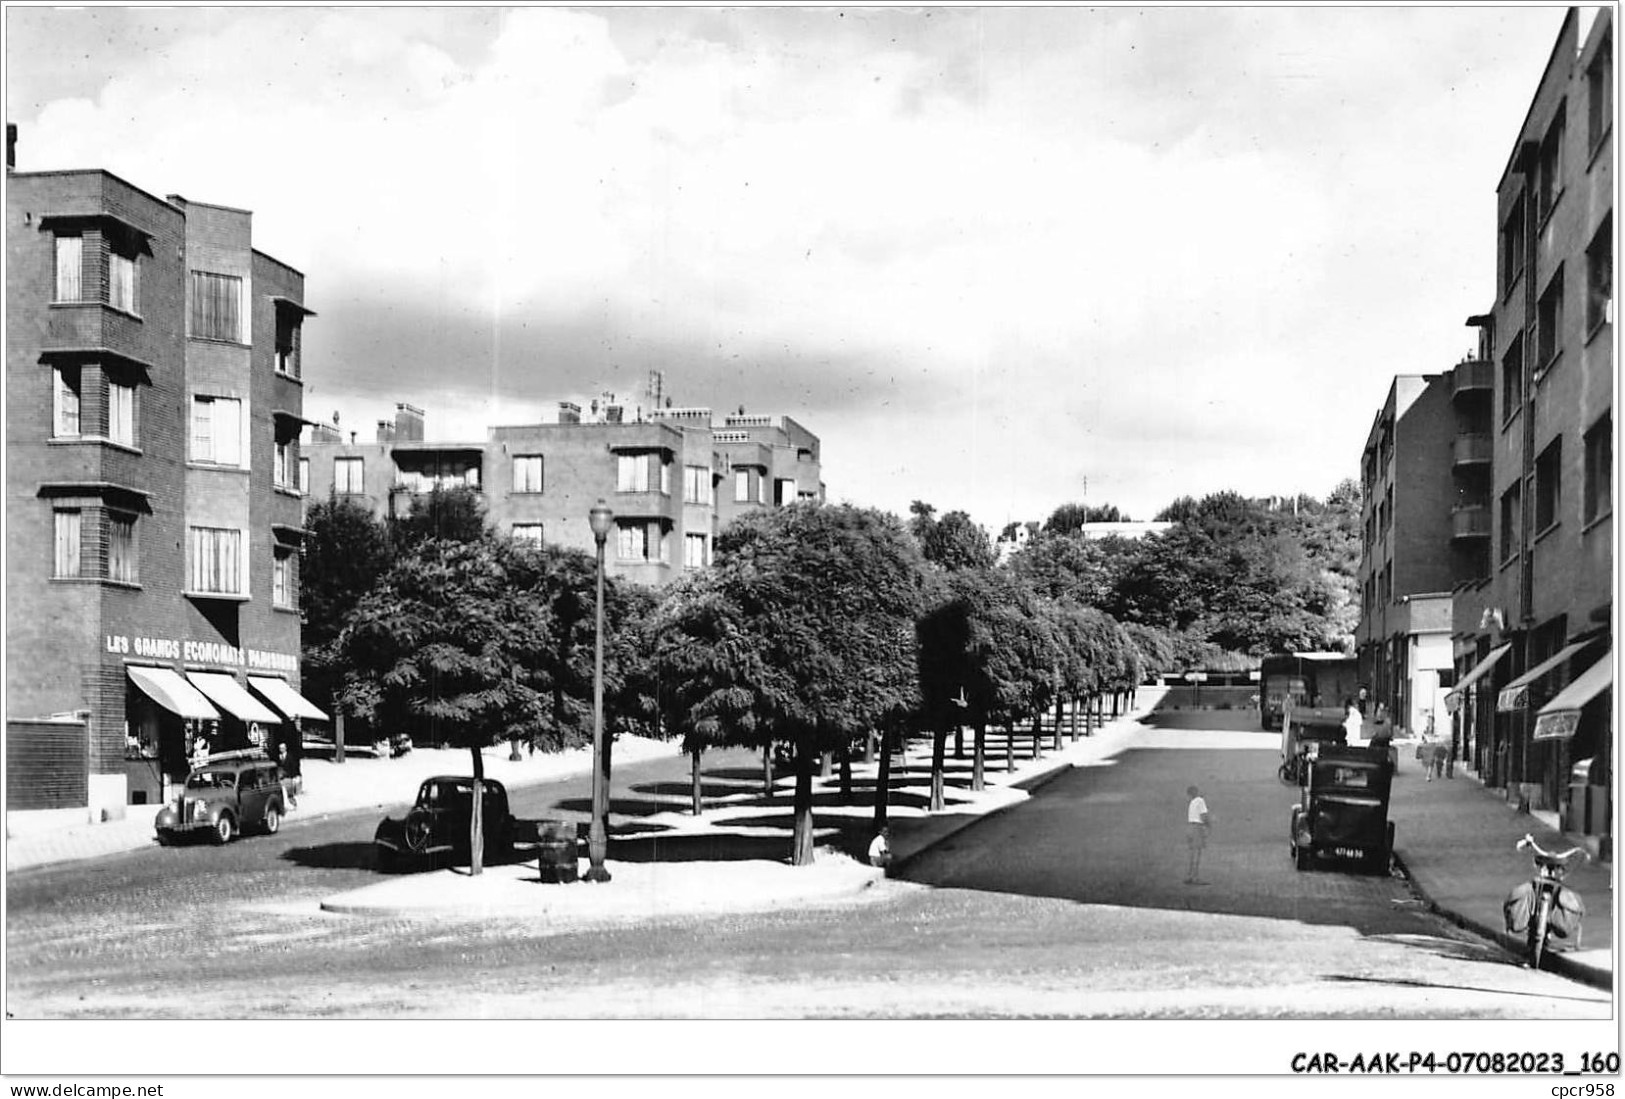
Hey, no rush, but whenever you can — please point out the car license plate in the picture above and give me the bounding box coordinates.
[1333,847,1364,859]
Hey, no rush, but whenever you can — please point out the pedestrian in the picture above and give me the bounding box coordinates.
[868,826,892,869]
[1185,785,1212,884]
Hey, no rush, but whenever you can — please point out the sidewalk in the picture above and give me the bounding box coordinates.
[1389,765,1614,990]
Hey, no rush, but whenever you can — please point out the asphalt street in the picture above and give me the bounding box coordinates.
[5,711,1609,1021]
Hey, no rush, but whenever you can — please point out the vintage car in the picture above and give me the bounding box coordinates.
[373,775,521,872]
[1277,706,1348,785]
[155,756,287,845]
[1289,743,1394,874]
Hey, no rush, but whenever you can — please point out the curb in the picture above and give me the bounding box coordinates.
[1392,851,1612,992]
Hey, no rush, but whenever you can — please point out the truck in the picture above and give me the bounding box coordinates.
[1258,652,1360,731]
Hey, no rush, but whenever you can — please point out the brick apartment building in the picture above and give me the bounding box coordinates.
[1440,8,1613,849]
[301,397,825,587]
[6,131,325,819]
[1355,375,1456,737]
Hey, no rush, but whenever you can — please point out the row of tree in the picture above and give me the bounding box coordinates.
[300,480,1359,871]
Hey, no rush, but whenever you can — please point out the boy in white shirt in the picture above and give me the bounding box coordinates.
[1186,785,1212,884]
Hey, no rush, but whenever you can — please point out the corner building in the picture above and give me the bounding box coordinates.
[6,144,322,819]
[1449,8,1614,850]
[302,402,824,586]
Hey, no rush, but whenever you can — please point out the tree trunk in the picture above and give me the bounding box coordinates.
[972,722,986,791]
[690,747,703,816]
[469,745,485,877]
[864,731,876,764]
[508,735,523,762]
[954,723,964,760]
[1085,694,1095,736]
[1033,711,1042,759]
[839,743,852,803]
[873,727,892,832]
[1053,699,1064,752]
[820,751,833,779]
[1070,697,1080,742]
[762,743,774,800]
[791,731,816,866]
[1005,722,1014,772]
[930,720,947,812]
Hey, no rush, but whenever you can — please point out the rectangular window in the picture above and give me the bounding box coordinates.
[684,533,708,569]
[299,457,310,495]
[275,314,300,378]
[190,396,244,466]
[512,523,544,544]
[272,549,293,608]
[108,251,138,314]
[1534,438,1562,533]
[616,523,647,561]
[758,473,767,505]
[1588,214,1612,334]
[1589,40,1613,153]
[189,271,243,342]
[53,366,81,437]
[1537,108,1564,220]
[616,454,651,493]
[274,440,293,488]
[775,478,797,506]
[1584,413,1612,525]
[55,235,84,302]
[684,466,713,505]
[1537,266,1565,372]
[1502,197,1525,297]
[659,460,671,496]
[52,509,81,578]
[734,469,751,502]
[188,527,243,595]
[108,382,135,447]
[513,456,544,493]
[1501,335,1523,421]
[334,456,364,494]
[108,512,137,584]
[1499,483,1522,563]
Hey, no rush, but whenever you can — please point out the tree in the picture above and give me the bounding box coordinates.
[337,537,556,875]
[390,484,489,550]
[1005,527,1139,608]
[1044,501,1129,533]
[711,503,928,865]
[908,500,996,571]
[299,495,395,745]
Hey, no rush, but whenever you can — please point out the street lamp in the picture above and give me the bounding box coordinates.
[585,499,615,883]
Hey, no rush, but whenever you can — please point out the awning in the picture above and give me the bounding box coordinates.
[1444,643,1511,712]
[248,677,330,722]
[186,672,282,724]
[1496,641,1593,712]
[127,666,220,721]
[1534,652,1613,741]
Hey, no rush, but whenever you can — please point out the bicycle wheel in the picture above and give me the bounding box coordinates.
[1528,892,1552,970]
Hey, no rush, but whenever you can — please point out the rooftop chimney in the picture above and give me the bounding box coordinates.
[394,403,425,441]
[376,420,395,444]
[558,401,581,425]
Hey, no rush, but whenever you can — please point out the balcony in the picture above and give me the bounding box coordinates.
[1452,433,1494,468]
[1451,359,1494,401]
[1451,504,1491,540]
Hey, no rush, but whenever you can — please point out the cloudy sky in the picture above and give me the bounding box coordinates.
[6,5,1572,531]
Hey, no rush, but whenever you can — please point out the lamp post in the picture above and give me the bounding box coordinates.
[585,500,615,883]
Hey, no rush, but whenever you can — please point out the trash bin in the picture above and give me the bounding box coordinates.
[1566,758,1609,835]
[531,818,579,884]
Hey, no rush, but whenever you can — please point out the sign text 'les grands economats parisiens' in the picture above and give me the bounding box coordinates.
[103,634,298,674]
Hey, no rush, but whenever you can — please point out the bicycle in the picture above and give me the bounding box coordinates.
[1507,833,1587,970]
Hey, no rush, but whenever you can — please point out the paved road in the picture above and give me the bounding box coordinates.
[6,713,1608,1022]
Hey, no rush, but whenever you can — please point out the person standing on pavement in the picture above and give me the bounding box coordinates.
[1185,785,1212,884]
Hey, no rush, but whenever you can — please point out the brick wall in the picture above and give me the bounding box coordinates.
[6,718,88,809]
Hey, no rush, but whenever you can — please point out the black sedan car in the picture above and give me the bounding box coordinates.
[374,775,519,872]
[1289,744,1395,874]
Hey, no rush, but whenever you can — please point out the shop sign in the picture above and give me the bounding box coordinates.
[104,634,297,674]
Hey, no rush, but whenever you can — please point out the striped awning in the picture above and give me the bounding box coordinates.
[248,676,329,722]
[186,672,282,724]
[1534,652,1613,741]
[1496,641,1592,712]
[127,666,220,721]
[1444,643,1511,713]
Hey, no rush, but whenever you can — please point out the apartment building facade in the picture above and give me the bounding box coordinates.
[6,140,324,817]
[301,401,825,586]
[1448,8,1613,844]
[1355,375,1456,737]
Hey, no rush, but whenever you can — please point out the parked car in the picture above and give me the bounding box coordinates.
[155,757,287,845]
[374,775,524,872]
[1289,743,1395,874]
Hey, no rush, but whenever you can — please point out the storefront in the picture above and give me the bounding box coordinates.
[1534,651,1613,853]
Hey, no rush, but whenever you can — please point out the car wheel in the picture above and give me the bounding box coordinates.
[212,814,236,845]
[156,831,176,847]
[404,809,433,853]
[263,806,281,835]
